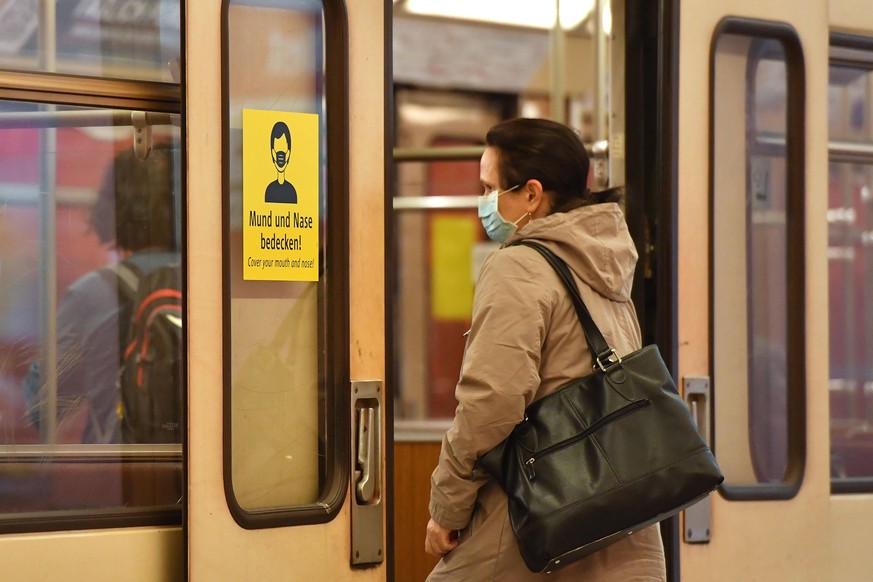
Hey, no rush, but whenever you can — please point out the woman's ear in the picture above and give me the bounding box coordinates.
[525,179,549,217]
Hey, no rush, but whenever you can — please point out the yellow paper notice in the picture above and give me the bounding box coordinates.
[431,216,475,320]
[243,109,319,281]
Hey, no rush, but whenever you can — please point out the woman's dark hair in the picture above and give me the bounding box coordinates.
[590,186,623,205]
[486,118,619,211]
[90,145,177,251]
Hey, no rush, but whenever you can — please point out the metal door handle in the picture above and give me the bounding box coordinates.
[685,376,711,444]
[355,406,376,503]
[350,381,383,566]
[684,376,714,543]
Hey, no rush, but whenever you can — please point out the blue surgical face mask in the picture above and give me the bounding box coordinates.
[478,184,527,243]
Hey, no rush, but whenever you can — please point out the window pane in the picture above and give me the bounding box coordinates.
[226,0,331,513]
[828,63,873,481]
[0,100,183,518]
[0,0,180,83]
[712,33,800,489]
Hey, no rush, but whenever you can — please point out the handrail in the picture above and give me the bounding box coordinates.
[0,70,180,109]
[829,139,873,163]
[0,444,182,461]
[393,142,599,163]
[0,110,176,129]
[393,195,478,210]
[394,419,453,442]
[393,145,485,162]
[756,134,873,164]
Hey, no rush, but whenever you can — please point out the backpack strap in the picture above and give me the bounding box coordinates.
[87,261,143,443]
[113,261,142,301]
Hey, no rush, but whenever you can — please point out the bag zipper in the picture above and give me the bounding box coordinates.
[523,398,651,480]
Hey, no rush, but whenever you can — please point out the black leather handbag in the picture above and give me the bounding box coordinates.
[478,241,723,574]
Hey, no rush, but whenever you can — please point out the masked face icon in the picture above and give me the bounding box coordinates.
[272,134,290,171]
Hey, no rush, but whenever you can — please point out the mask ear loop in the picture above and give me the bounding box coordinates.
[513,211,532,227]
[497,183,521,197]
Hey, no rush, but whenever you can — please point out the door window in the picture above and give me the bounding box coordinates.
[223,0,349,526]
[710,21,805,498]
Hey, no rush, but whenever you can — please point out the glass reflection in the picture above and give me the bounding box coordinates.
[712,34,793,486]
[827,60,873,480]
[0,101,183,517]
[0,1,181,83]
[227,0,328,511]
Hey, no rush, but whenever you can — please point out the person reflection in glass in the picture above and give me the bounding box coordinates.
[23,145,179,443]
[265,121,298,204]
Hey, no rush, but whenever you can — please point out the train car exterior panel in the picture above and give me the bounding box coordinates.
[2,0,872,579]
[0,527,182,581]
[678,0,834,579]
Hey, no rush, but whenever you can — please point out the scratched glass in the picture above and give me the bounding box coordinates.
[226,0,330,512]
[828,62,873,483]
[0,0,181,83]
[0,99,184,519]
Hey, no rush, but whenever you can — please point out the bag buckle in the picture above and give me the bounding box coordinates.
[594,349,622,373]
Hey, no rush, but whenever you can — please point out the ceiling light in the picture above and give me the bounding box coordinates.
[403,0,594,31]
[601,0,612,35]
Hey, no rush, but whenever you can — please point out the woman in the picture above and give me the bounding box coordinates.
[424,118,666,580]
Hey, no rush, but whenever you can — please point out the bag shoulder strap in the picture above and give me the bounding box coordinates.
[114,261,142,298]
[514,241,619,371]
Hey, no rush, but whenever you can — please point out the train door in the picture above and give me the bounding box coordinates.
[0,2,185,579]
[675,0,873,579]
[185,0,388,580]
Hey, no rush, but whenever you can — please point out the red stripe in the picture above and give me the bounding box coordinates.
[125,295,181,359]
[133,289,183,324]
[138,337,148,386]
[127,303,183,386]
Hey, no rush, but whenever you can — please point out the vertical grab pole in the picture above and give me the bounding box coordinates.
[550,0,567,123]
[594,0,609,142]
[37,0,58,444]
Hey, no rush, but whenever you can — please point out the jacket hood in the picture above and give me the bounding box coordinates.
[505,202,638,302]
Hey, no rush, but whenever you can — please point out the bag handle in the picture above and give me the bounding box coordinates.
[514,241,621,372]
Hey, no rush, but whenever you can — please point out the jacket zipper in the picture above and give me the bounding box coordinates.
[523,398,651,480]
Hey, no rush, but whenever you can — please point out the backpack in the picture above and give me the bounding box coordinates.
[115,260,183,443]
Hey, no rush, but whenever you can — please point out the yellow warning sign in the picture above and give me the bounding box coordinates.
[242,109,319,281]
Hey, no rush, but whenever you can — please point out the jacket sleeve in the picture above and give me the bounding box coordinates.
[429,249,553,530]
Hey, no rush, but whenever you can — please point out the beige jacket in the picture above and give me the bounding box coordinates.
[427,203,666,581]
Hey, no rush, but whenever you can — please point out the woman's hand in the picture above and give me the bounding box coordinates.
[424,518,459,557]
